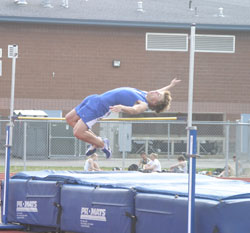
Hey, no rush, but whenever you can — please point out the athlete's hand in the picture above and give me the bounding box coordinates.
[110,105,123,113]
[170,78,181,87]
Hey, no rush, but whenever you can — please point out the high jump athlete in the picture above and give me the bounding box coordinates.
[65,78,181,159]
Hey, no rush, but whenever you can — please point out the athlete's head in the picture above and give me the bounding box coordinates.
[140,151,147,160]
[147,91,172,113]
[149,153,158,160]
[177,155,186,162]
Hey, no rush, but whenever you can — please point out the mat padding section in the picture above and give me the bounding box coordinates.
[2,171,250,233]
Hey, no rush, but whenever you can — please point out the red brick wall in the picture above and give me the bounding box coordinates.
[0,22,250,119]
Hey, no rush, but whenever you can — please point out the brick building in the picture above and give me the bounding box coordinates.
[0,0,250,120]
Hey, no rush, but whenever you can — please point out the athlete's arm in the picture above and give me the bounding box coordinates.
[169,162,179,170]
[144,163,156,171]
[88,159,95,171]
[93,161,101,171]
[154,78,181,92]
[110,100,148,115]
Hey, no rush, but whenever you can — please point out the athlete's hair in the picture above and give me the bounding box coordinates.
[90,153,98,159]
[140,151,147,156]
[150,153,158,159]
[148,91,172,113]
[177,155,186,161]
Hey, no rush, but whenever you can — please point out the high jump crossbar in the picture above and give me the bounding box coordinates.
[17,116,178,121]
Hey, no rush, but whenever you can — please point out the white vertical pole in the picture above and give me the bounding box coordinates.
[187,24,196,129]
[2,45,18,224]
[187,24,196,233]
[9,48,17,146]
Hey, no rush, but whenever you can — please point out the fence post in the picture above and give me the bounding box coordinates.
[167,123,170,159]
[248,120,250,162]
[119,122,132,170]
[23,121,27,170]
[225,122,230,177]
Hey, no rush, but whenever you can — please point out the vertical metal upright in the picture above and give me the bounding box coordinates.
[1,45,21,229]
[167,123,170,159]
[225,122,230,177]
[187,126,197,233]
[119,122,132,170]
[23,121,27,170]
[2,125,11,224]
[187,24,197,233]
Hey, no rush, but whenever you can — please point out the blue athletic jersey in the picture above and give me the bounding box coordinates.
[99,87,148,111]
[75,87,147,128]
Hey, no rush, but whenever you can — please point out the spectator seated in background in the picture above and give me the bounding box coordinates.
[212,168,224,176]
[84,153,101,171]
[218,165,234,177]
[218,155,243,177]
[138,151,151,169]
[233,155,243,176]
[128,164,139,171]
[143,153,162,172]
[169,155,188,173]
[112,167,122,171]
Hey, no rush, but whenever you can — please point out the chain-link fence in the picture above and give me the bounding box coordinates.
[1,119,250,177]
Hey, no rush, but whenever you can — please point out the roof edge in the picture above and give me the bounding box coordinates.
[1,16,250,31]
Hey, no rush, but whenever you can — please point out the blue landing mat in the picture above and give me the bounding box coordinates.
[6,171,250,233]
[12,170,250,200]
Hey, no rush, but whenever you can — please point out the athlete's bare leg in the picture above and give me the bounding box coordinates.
[73,119,104,148]
[65,109,111,158]
[65,109,97,138]
[93,161,101,171]
[65,109,80,128]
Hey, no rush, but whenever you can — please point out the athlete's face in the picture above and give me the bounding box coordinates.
[150,154,156,160]
[147,91,163,106]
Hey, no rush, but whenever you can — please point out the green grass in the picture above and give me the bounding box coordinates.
[197,168,216,172]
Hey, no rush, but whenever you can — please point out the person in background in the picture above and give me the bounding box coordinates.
[128,164,139,171]
[218,164,234,177]
[169,155,188,173]
[84,153,101,171]
[233,155,243,176]
[218,155,243,177]
[112,167,122,171]
[138,151,151,169]
[144,153,162,172]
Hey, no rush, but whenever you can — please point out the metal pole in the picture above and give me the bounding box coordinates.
[187,127,197,233]
[145,140,148,154]
[187,24,195,128]
[2,126,11,224]
[8,47,17,147]
[23,121,27,170]
[168,123,170,159]
[119,122,131,170]
[225,122,230,177]
[248,120,250,162]
[2,45,18,224]
[187,24,196,233]
[122,150,126,170]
